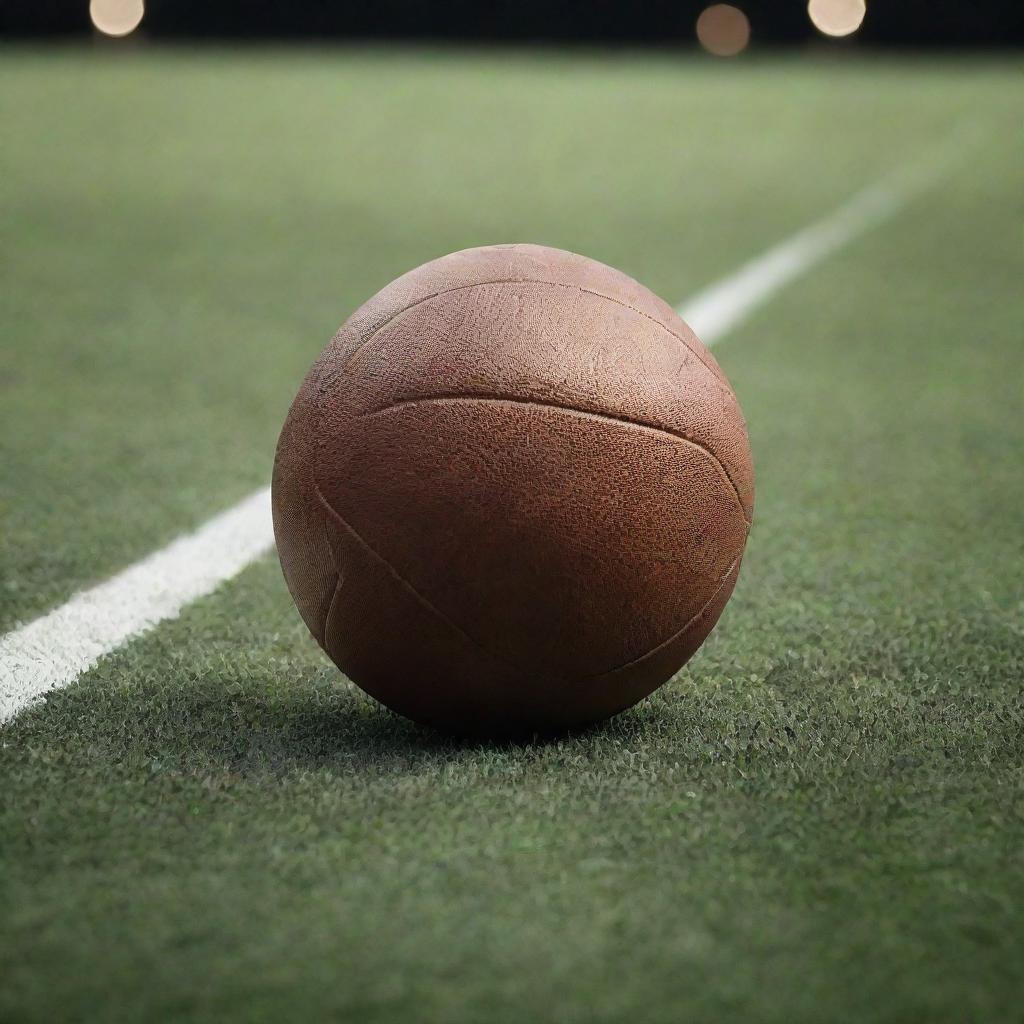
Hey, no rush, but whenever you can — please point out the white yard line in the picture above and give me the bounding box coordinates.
[678,184,901,341]
[0,130,972,723]
[0,489,274,722]
[679,120,977,341]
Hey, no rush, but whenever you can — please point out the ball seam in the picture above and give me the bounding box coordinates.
[338,277,725,383]
[586,553,743,680]
[359,393,750,527]
[312,482,533,680]
[313,479,746,685]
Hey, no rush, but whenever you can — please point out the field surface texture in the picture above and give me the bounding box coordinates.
[1,49,1022,1023]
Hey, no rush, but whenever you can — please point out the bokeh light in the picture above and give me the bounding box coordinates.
[89,0,144,38]
[696,5,751,58]
[807,0,866,38]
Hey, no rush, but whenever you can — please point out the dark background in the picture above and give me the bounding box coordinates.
[4,0,1023,46]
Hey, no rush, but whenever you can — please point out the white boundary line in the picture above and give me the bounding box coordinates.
[678,119,978,339]
[0,490,274,722]
[0,130,973,723]
[678,184,900,340]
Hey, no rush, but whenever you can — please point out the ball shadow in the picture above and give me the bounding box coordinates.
[141,672,657,778]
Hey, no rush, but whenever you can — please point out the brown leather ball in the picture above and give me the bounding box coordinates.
[272,244,753,735]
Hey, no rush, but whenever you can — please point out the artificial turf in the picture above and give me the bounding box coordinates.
[1,48,1022,1023]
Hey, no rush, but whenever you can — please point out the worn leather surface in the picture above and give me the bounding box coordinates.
[272,244,753,734]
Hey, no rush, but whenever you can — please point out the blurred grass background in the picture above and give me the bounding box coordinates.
[1,49,1022,1023]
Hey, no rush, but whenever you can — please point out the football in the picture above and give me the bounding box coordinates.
[272,244,753,733]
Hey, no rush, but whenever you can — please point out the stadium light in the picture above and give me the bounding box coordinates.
[696,5,751,58]
[89,0,144,38]
[807,0,866,38]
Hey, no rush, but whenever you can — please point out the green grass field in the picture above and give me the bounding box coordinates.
[1,48,1022,1022]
